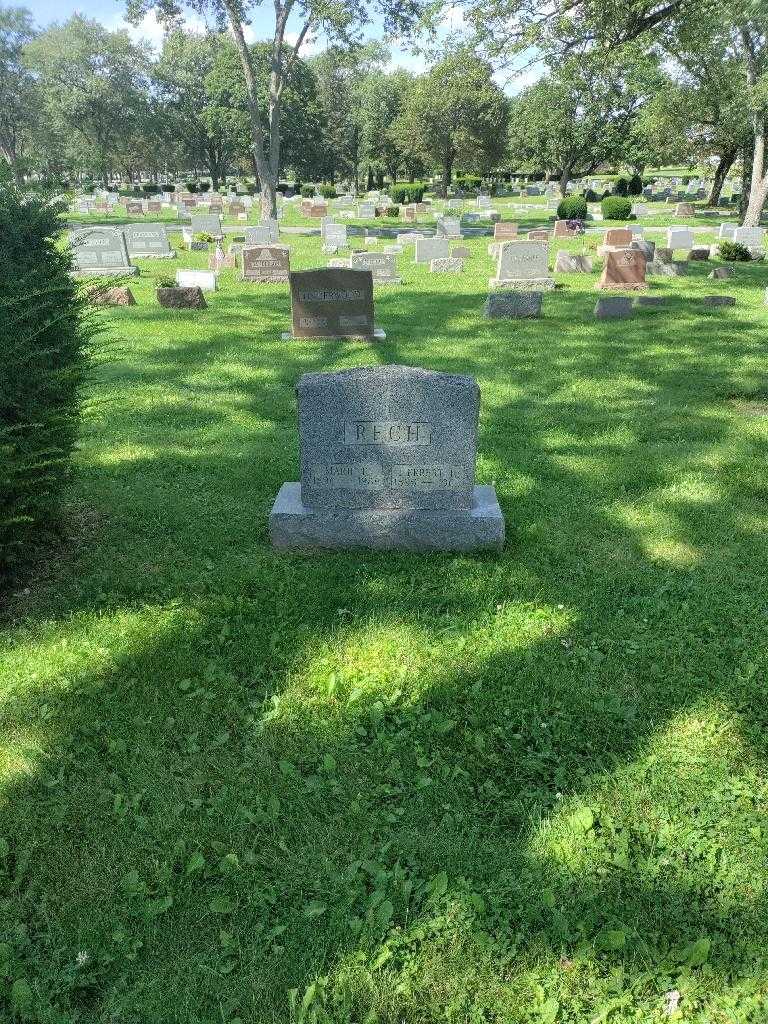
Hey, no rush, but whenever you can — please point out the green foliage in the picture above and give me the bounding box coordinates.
[318,184,337,199]
[300,184,315,198]
[601,195,633,219]
[585,188,599,202]
[141,184,160,195]
[628,174,643,195]
[192,232,213,244]
[718,240,753,262]
[384,205,399,217]
[198,181,211,193]
[155,274,176,288]
[0,186,91,578]
[557,195,588,219]
[455,174,482,190]
[185,181,198,192]
[613,176,629,196]
[390,182,426,204]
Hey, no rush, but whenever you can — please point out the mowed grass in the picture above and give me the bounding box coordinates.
[2,220,768,1024]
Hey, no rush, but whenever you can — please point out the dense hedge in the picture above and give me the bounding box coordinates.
[628,174,643,196]
[300,184,315,198]
[0,187,92,579]
[557,195,588,220]
[319,184,337,199]
[390,182,426,204]
[601,195,633,220]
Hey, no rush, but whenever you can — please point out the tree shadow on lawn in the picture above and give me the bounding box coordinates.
[2,274,768,1021]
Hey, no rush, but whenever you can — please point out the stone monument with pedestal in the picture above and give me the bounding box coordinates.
[269,365,505,552]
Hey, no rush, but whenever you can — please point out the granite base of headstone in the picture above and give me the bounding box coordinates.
[689,247,710,261]
[88,285,136,306]
[709,267,733,280]
[702,295,736,307]
[635,296,666,308]
[431,257,464,273]
[594,296,633,319]
[269,365,504,552]
[646,262,684,277]
[483,291,542,319]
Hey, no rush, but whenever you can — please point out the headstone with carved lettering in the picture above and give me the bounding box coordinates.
[69,227,137,276]
[269,364,504,551]
[242,244,290,283]
[190,213,223,238]
[124,223,175,258]
[414,237,450,264]
[489,240,554,290]
[285,267,383,339]
[595,248,647,290]
[349,251,401,284]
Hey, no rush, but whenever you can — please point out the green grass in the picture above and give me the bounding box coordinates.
[3,225,768,1024]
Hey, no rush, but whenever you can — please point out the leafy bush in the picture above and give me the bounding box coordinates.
[682,175,691,185]
[557,195,588,220]
[455,174,481,190]
[199,181,211,193]
[601,196,633,220]
[584,188,598,202]
[627,174,643,195]
[384,206,399,217]
[141,184,160,195]
[193,232,214,244]
[155,274,176,288]
[613,177,629,197]
[0,187,92,579]
[718,240,753,262]
[245,184,257,195]
[319,184,337,199]
[642,176,655,186]
[300,184,315,198]
[185,181,198,193]
[390,182,426,204]
[161,183,174,193]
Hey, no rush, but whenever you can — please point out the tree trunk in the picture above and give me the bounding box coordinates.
[744,125,768,226]
[708,150,736,206]
[558,162,572,196]
[739,141,752,221]
[444,148,454,188]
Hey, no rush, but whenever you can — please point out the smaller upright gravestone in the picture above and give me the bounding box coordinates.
[286,268,382,340]
[69,228,137,277]
[436,216,462,239]
[350,251,401,284]
[553,219,582,238]
[675,202,695,217]
[489,240,554,290]
[124,223,175,259]
[242,245,290,283]
[483,291,542,319]
[667,227,694,250]
[414,237,450,264]
[554,251,593,273]
[176,269,217,291]
[430,257,464,273]
[125,201,144,215]
[269,364,504,552]
[596,248,647,290]
[190,213,223,238]
[357,201,376,219]
[246,221,279,245]
[527,229,550,241]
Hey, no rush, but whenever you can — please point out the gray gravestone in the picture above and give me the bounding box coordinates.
[702,295,736,307]
[594,296,633,319]
[554,251,593,273]
[246,221,279,245]
[436,216,462,238]
[123,223,174,258]
[190,213,223,237]
[269,364,504,551]
[242,244,290,282]
[483,291,542,319]
[414,237,450,264]
[350,251,400,284]
[430,257,464,273]
[490,240,554,290]
[69,227,137,276]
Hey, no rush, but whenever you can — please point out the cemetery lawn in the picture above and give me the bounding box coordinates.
[3,228,768,1024]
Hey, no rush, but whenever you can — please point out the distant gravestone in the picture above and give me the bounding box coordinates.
[527,229,549,241]
[603,227,633,248]
[69,227,137,276]
[709,267,733,280]
[733,226,765,253]
[553,219,582,238]
[349,251,401,284]
[494,222,518,240]
[675,202,695,217]
[287,268,379,339]
[242,244,290,283]
[631,239,656,262]
[414,237,450,264]
[436,216,462,238]
[689,246,710,260]
[323,223,348,251]
[667,227,694,250]
[124,223,174,259]
[229,201,246,217]
[246,221,279,245]
[489,240,554,290]
[594,296,633,319]
[268,364,504,552]
[554,251,593,273]
[483,291,542,319]
[718,223,736,240]
[430,257,464,273]
[702,295,736,307]
[190,213,223,238]
[357,201,376,219]
[176,269,217,291]
[596,248,647,290]
[125,200,144,215]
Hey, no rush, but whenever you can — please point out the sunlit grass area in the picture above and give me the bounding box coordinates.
[2,220,768,1023]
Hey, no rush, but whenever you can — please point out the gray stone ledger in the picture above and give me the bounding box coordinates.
[269,365,504,552]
